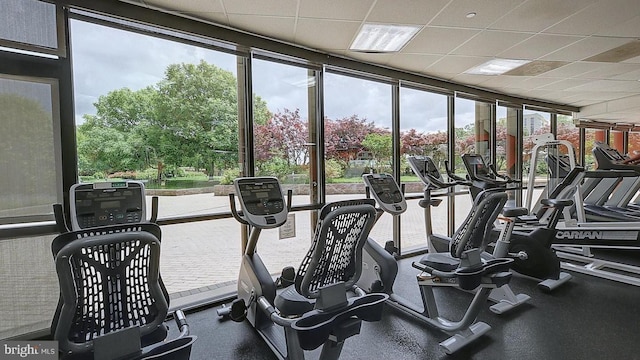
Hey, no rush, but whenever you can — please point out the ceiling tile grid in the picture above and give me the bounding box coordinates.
[132,0,640,123]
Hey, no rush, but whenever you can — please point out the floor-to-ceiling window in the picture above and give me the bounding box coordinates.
[453,96,493,227]
[496,104,521,206]
[324,71,392,246]
[251,57,319,274]
[399,85,449,250]
[584,128,606,170]
[70,18,243,294]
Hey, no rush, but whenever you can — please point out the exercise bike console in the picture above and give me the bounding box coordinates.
[70,181,146,231]
[233,177,287,228]
[362,174,406,215]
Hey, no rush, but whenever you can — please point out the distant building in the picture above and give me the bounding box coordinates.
[523,113,548,135]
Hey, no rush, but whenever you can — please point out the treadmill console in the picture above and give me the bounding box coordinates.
[70,181,146,230]
[234,177,288,228]
[362,173,407,215]
[462,154,490,178]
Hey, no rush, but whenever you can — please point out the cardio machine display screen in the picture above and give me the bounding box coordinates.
[464,155,489,177]
[238,182,284,215]
[71,183,144,230]
[368,177,403,204]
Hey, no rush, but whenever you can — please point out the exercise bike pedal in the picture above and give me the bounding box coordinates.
[370,280,384,293]
[276,266,296,288]
[217,299,247,322]
[384,241,398,256]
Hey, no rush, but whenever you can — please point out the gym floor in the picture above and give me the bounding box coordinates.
[174,249,640,360]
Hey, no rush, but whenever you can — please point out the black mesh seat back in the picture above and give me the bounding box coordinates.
[50,223,168,339]
[318,199,376,219]
[295,202,376,298]
[53,230,168,355]
[450,191,507,258]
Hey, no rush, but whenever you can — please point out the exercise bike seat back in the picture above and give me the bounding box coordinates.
[52,223,196,360]
[419,190,511,290]
[297,199,377,297]
[275,200,388,350]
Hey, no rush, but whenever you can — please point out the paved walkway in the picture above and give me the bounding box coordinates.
[152,190,545,294]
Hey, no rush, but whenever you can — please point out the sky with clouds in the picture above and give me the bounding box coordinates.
[70,19,475,133]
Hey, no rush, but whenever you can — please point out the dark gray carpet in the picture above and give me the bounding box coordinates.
[173,250,640,360]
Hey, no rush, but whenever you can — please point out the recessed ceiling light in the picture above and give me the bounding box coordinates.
[464,59,531,75]
[350,23,421,52]
[466,12,477,18]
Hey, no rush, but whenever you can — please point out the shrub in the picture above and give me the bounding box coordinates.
[220,168,241,185]
[135,168,160,180]
[325,159,345,182]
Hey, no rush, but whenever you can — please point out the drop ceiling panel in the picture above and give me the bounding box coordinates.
[450,30,532,57]
[611,68,640,81]
[569,79,640,92]
[520,76,565,89]
[541,61,599,78]
[295,19,361,50]
[429,0,526,29]
[480,75,535,88]
[597,15,640,37]
[402,27,480,54]
[426,55,490,75]
[450,73,492,86]
[536,78,592,91]
[298,0,374,21]
[345,51,394,66]
[222,0,298,16]
[386,53,442,73]
[541,36,633,62]
[366,0,450,25]
[497,34,584,60]
[545,1,638,36]
[226,15,295,40]
[578,63,640,80]
[489,0,595,32]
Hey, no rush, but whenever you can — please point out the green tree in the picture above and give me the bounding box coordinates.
[77,60,270,177]
[362,133,392,172]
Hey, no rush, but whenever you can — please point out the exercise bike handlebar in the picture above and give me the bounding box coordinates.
[443,160,472,186]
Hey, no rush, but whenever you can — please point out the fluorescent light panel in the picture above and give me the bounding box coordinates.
[465,59,531,75]
[350,24,421,52]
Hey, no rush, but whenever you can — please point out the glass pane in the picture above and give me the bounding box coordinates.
[610,130,624,153]
[0,235,58,339]
[70,19,244,296]
[556,114,580,163]
[0,76,59,223]
[70,19,238,219]
[630,131,640,156]
[453,98,492,228]
[400,87,449,245]
[324,72,392,246]
[584,128,606,170]
[496,106,521,206]
[0,0,58,51]
[159,219,241,294]
[251,59,318,274]
[522,109,551,208]
[252,59,316,206]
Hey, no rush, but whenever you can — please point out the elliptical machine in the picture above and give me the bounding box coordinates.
[458,154,573,291]
[218,176,388,360]
[357,173,515,354]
